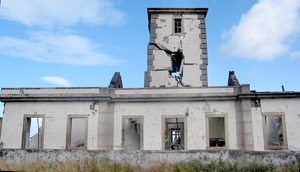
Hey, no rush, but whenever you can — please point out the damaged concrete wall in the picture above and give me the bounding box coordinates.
[0,102,100,150]
[145,9,208,88]
[251,98,300,152]
[113,100,237,150]
[2,87,299,152]
[0,87,239,151]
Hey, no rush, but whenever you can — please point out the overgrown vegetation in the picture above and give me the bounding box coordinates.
[0,159,298,172]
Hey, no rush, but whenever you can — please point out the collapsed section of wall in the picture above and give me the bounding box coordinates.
[145,8,208,88]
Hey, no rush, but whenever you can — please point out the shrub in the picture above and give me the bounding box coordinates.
[0,159,298,172]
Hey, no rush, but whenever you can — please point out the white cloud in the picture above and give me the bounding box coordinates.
[290,51,300,60]
[41,76,71,87]
[0,0,125,27]
[0,1,124,65]
[220,0,300,60]
[0,32,119,65]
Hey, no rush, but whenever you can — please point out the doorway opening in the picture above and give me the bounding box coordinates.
[164,117,185,150]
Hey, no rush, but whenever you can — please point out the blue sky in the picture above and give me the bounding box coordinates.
[0,0,300,116]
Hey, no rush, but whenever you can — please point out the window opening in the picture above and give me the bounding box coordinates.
[67,116,87,149]
[22,116,44,149]
[122,117,143,150]
[165,118,184,150]
[174,18,182,33]
[208,117,226,147]
[265,115,285,148]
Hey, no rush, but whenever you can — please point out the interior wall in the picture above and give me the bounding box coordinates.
[124,119,140,150]
[266,116,283,146]
[70,118,86,147]
[209,117,225,138]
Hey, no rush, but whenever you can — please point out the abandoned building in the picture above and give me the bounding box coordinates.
[0,8,300,152]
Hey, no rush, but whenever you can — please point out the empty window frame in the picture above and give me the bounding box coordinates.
[262,113,287,150]
[206,115,228,149]
[22,115,45,149]
[122,116,144,150]
[173,18,183,34]
[66,115,88,149]
[163,116,186,150]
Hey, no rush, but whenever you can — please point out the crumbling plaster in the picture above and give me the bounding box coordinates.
[0,102,99,150]
[1,87,300,152]
[123,118,141,150]
[113,101,237,150]
[146,11,208,88]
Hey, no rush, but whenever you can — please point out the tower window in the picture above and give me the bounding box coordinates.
[174,18,182,34]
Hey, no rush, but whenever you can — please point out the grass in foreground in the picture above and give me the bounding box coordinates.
[0,159,298,172]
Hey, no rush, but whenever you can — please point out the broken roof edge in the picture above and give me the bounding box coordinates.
[1,85,240,91]
[147,7,208,31]
[1,86,300,103]
[147,7,209,14]
[238,91,300,100]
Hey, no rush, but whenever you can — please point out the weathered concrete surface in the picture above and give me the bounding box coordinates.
[251,98,300,152]
[0,149,299,167]
[145,8,208,88]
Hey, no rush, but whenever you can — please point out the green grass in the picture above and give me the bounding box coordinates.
[0,159,298,172]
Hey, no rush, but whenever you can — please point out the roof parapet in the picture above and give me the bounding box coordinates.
[147,8,208,32]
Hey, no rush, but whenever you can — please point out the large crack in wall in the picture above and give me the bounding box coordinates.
[145,10,208,88]
[149,42,185,87]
